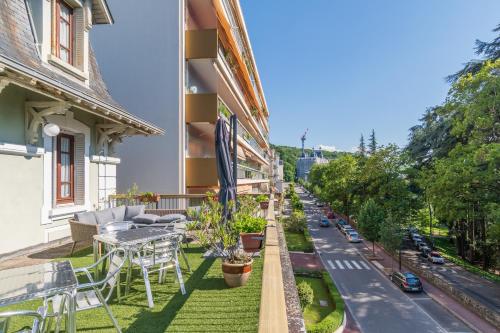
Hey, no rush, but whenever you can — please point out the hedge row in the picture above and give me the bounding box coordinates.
[307,271,345,333]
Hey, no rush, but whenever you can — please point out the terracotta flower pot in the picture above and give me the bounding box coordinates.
[240,232,263,252]
[221,259,253,288]
[260,201,269,209]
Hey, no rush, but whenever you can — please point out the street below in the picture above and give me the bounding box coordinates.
[298,188,473,333]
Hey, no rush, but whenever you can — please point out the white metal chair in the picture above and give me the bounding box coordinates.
[0,307,48,333]
[125,235,186,308]
[47,248,127,333]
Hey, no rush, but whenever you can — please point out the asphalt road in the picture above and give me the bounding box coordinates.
[298,189,473,333]
[402,242,500,312]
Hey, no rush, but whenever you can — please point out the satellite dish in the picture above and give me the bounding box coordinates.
[43,123,60,137]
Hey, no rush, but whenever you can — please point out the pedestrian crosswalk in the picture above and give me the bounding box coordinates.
[327,259,372,270]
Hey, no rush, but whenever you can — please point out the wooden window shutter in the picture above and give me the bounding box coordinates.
[74,133,85,205]
[73,8,85,70]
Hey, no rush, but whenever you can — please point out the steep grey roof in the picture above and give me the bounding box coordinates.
[0,0,121,108]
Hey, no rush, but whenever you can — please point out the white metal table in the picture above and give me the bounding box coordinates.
[93,228,179,297]
[0,261,78,333]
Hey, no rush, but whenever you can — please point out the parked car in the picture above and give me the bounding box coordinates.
[336,219,347,230]
[420,246,431,258]
[347,231,361,243]
[410,232,421,241]
[340,224,354,235]
[428,251,445,264]
[319,217,331,227]
[316,202,325,207]
[413,236,423,247]
[417,241,429,251]
[390,272,423,292]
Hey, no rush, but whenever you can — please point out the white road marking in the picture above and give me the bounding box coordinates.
[360,261,371,270]
[351,260,362,269]
[372,261,385,271]
[327,260,336,270]
[343,260,353,269]
[335,260,345,269]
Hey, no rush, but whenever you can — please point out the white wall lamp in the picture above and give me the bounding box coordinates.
[43,122,60,137]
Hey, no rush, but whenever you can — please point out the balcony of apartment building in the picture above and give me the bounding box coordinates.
[185,92,269,193]
[185,0,269,149]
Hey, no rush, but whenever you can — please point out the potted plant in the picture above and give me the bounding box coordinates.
[234,214,267,252]
[196,196,253,288]
[138,192,160,203]
[256,194,269,209]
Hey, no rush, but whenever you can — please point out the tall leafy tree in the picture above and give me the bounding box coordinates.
[358,199,384,255]
[379,215,403,271]
[369,129,377,154]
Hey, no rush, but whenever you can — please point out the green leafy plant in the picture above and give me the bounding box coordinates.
[196,194,250,264]
[255,194,269,203]
[297,281,314,310]
[233,215,267,233]
[139,192,160,203]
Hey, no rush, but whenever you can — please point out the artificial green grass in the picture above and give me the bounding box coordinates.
[4,245,263,332]
[433,238,500,283]
[295,276,333,325]
[285,230,314,253]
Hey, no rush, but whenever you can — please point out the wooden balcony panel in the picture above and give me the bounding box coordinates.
[186,93,218,123]
[186,29,218,59]
[186,157,218,187]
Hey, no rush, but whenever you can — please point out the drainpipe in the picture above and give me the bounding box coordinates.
[231,114,238,208]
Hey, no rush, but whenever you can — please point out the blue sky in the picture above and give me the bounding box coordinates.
[241,0,500,151]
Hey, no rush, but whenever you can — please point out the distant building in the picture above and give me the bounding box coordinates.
[296,148,328,181]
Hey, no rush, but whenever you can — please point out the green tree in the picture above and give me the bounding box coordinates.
[309,155,360,221]
[447,24,500,82]
[369,129,377,154]
[379,215,403,272]
[358,199,384,255]
[359,134,367,157]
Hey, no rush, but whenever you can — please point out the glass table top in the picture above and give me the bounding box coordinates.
[94,227,176,247]
[0,261,77,306]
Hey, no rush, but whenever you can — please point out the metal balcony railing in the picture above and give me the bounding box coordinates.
[108,194,208,211]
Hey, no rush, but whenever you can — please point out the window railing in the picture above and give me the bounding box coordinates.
[219,99,268,160]
[237,164,268,180]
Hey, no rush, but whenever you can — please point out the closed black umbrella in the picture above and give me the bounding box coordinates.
[215,117,236,220]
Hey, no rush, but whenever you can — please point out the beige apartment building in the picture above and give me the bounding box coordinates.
[92,0,271,195]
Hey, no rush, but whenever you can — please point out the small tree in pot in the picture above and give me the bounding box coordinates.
[196,196,253,288]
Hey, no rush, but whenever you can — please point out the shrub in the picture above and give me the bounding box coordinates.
[297,281,314,310]
[233,214,267,233]
[284,210,307,232]
[307,272,345,333]
[291,195,304,211]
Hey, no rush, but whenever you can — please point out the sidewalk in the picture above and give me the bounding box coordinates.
[361,240,499,333]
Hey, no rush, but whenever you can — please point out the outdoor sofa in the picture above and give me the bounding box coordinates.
[68,205,187,255]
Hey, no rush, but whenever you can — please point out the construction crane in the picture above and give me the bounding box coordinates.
[301,129,308,157]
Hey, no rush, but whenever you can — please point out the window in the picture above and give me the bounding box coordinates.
[55,0,73,64]
[56,133,74,204]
